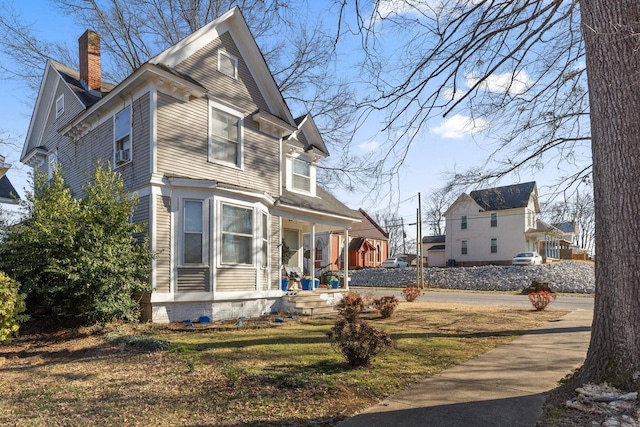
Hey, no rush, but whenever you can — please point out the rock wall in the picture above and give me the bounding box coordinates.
[349,261,594,293]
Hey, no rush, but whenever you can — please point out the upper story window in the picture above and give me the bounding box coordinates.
[221,203,253,265]
[491,238,498,253]
[218,50,238,79]
[48,151,58,180]
[55,94,64,119]
[209,104,243,167]
[114,106,132,166]
[461,240,468,255]
[183,200,204,265]
[461,215,467,230]
[292,158,311,192]
[490,212,497,227]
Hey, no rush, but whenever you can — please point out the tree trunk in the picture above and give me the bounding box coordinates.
[578,0,640,389]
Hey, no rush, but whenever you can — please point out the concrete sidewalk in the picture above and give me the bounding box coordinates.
[337,309,593,427]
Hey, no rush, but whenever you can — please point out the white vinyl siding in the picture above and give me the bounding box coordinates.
[218,50,238,79]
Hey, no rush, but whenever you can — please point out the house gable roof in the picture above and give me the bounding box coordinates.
[423,235,445,244]
[289,114,329,157]
[150,6,295,126]
[444,192,483,216]
[552,221,576,233]
[349,208,389,240]
[469,181,538,211]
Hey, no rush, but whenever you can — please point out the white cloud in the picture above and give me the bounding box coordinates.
[358,140,380,152]
[431,114,489,139]
[466,70,533,96]
[443,87,467,101]
[375,0,438,20]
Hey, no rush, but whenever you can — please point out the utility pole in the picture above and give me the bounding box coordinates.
[418,192,424,289]
[401,217,407,254]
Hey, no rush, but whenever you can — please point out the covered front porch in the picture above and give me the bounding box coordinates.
[525,220,573,262]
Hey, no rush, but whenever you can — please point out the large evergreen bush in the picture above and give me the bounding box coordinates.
[0,272,27,343]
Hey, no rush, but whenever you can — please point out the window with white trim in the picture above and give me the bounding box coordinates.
[261,212,269,268]
[209,106,242,167]
[55,94,64,119]
[490,212,497,227]
[461,240,468,255]
[491,238,498,253]
[461,215,467,230]
[48,151,58,180]
[221,204,253,265]
[292,158,311,192]
[183,200,204,265]
[114,107,132,166]
[218,50,238,79]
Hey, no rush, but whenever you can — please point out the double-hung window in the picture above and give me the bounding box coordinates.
[114,107,132,166]
[461,215,467,230]
[48,151,58,180]
[491,238,498,254]
[461,240,468,255]
[183,201,204,265]
[490,213,497,227]
[209,106,242,167]
[261,212,269,268]
[55,94,64,119]
[292,158,311,192]
[222,204,253,265]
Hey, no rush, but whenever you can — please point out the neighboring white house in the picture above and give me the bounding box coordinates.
[444,182,570,266]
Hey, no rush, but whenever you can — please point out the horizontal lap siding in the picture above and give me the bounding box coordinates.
[156,32,279,195]
[155,195,171,293]
[216,268,256,292]
[177,267,210,292]
[132,194,150,245]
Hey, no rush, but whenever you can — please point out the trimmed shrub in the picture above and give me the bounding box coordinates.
[528,290,557,311]
[401,286,422,302]
[335,292,365,321]
[327,318,392,367]
[373,296,399,318]
[0,272,28,343]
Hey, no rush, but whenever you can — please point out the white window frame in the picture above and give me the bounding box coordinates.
[220,202,254,267]
[55,94,64,119]
[292,158,311,193]
[461,240,468,255]
[261,212,269,269]
[490,212,497,227]
[47,151,58,180]
[114,106,132,168]
[461,215,467,230]
[491,238,498,254]
[180,199,209,267]
[208,101,244,168]
[218,49,238,79]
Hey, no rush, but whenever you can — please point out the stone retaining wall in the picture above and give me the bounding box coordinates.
[349,261,594,293]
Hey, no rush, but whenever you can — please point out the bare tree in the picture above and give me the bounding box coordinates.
[338,0,640,390]
[424,187,454,236]
[543,191,595,253]
[373,210,408,256]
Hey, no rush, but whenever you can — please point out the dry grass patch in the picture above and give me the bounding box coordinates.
[0,302,567,426]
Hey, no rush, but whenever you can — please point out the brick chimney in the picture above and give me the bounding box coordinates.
[79,30,101,92]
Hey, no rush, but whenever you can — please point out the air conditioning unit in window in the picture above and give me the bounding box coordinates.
[115,149,130,164]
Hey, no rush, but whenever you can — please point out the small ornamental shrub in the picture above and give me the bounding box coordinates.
[0,272,28,343]
[335,292,365,321]
[528,290,557,311]
[373,296,399,318]
[327,318,393,367]
[401,286,422,302]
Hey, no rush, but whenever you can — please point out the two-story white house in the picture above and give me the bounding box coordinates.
[20,7,360,323]
[444,182,568,266]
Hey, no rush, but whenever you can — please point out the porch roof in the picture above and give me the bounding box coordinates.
[274,186,361,226]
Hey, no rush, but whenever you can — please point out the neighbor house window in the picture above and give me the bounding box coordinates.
[114,106,132,166]
[292,158,311,192]
[55,94,64,119]
[461,240,468,255]
[461,215,467,230]
[261,212,269,268]
[209,106,242,166]
[491,212,497,227]
[183,200,203,265]
[491,238,498,253]
[222,204,253,265]
[315,239,323,261]
[218,50,238,79]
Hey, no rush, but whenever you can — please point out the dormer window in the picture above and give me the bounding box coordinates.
[218,50,238,79]
[55,94,64,119]
[114,106,132,167]
[292,158,311,192]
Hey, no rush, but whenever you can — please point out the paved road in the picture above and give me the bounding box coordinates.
[350,287,594,311]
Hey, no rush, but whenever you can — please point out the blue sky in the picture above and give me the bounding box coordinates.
[0,0,589,237]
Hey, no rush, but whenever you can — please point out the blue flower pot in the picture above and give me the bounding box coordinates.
[281,278,289,291]
[330,279,340,289]
[301,278,313,290]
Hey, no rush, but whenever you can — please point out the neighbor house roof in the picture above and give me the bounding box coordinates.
[469,182,537,211]
[552,221,576,233]
[0,176,19,203]
[348,209,389,239]
[423,235,445,244]
[428,244,446,251]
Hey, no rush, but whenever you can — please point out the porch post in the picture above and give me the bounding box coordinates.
[311,223,316,286]
[344,229,349,290]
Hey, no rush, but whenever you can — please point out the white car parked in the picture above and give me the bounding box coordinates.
[512,252,543,266]
[381,257,409,268]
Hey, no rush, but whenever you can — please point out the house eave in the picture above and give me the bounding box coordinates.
[22,147,48,168]
[273,202,361,227]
